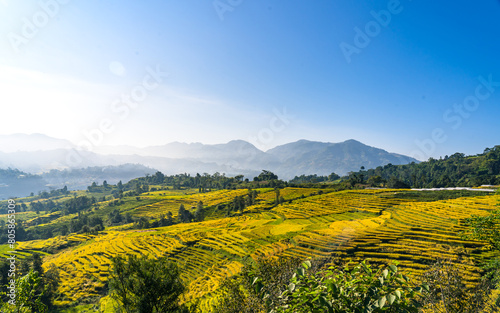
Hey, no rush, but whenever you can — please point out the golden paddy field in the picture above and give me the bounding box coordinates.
[3,188,498,312]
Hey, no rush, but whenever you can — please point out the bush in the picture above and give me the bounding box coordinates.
[108,255,186,313]
[255,259,427,313]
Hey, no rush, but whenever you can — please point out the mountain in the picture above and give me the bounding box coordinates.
[0,133,73,153]
[0,164,158,199]
[94,139,417,177]
[0,168,47,200]
[141,140,279,170]
[41,164,158,191]
[0,134,419,187]
[267,139,418,178]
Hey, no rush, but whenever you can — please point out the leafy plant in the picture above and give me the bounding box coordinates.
[108,254,186,313]
[254,259,427,313]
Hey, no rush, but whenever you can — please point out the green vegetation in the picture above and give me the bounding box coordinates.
[346,146,500,188]
[269,260,426,313]
[108,254,186,313]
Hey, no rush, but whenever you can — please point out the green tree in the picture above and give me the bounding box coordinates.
[1,270,48,313]
[254,170,278,182]
[194,201,205,222]
[178,204,193,223]
[367,175,383,187]
[257,260,427,313]
[108,255,186,313]
[213,256,302,313]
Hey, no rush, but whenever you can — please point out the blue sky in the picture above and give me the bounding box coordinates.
[0,0,499,160]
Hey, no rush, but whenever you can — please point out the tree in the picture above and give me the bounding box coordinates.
[166,211,174,226]
[367,175,383,187]
[328,172,340,181]
[254,170,278,182]
[42,264,61,309]
[108,255,185,313]
[32,254,43,278]
[264,260,427,313]
[1,270,48,313]
[194,201,204,222]
[213,256,302,313]
[154,171,165,184]
[178,204,192,223]
[387,176,410,189]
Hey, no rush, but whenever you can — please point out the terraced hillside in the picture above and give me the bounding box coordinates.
[3,188,498,311]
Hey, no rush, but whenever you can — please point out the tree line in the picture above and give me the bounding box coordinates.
[344,146,500,188]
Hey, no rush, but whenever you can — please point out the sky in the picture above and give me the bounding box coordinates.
[0,0,499,160]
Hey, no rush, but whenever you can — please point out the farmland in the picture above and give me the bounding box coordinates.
[1,187,499,311]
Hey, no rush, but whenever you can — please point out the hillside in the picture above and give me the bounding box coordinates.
[1,183,498,311]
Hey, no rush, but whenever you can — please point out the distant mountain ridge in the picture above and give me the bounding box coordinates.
[0,164,156,199]
[0,133,73,153]
[0,134,419,182]
[267,139,417,178]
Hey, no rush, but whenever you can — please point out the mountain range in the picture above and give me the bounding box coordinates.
[0,134,418,197]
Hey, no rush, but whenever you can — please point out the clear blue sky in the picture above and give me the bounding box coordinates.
[0,0,499,160]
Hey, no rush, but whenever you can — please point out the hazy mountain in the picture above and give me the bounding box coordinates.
[0,164,158,199]
[41,164,158,191]
[267,139,418,178]
[0,134,419,186]
[0,133,73,153]
[141,140,279,170]
[0,168,47,200]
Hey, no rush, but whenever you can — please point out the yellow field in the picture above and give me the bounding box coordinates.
[4,188,498,310]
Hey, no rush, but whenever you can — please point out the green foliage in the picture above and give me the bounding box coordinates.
[348,146,500,188]
[212,256,303,313]
[289,173,340,184]
[254,170,279,182]
[1,269,48,313]
[108,254,186,313]
[260,260,426,313]
[214,258,425,313]
[462,208,500,250]
[178,204,193,223]
[194,201,205,222]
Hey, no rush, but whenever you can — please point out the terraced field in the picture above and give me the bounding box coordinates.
[4,188,499,311]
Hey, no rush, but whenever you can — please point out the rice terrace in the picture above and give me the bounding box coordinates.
[2,153,500,312]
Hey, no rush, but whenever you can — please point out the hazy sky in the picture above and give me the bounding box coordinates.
[0,1,499,160]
